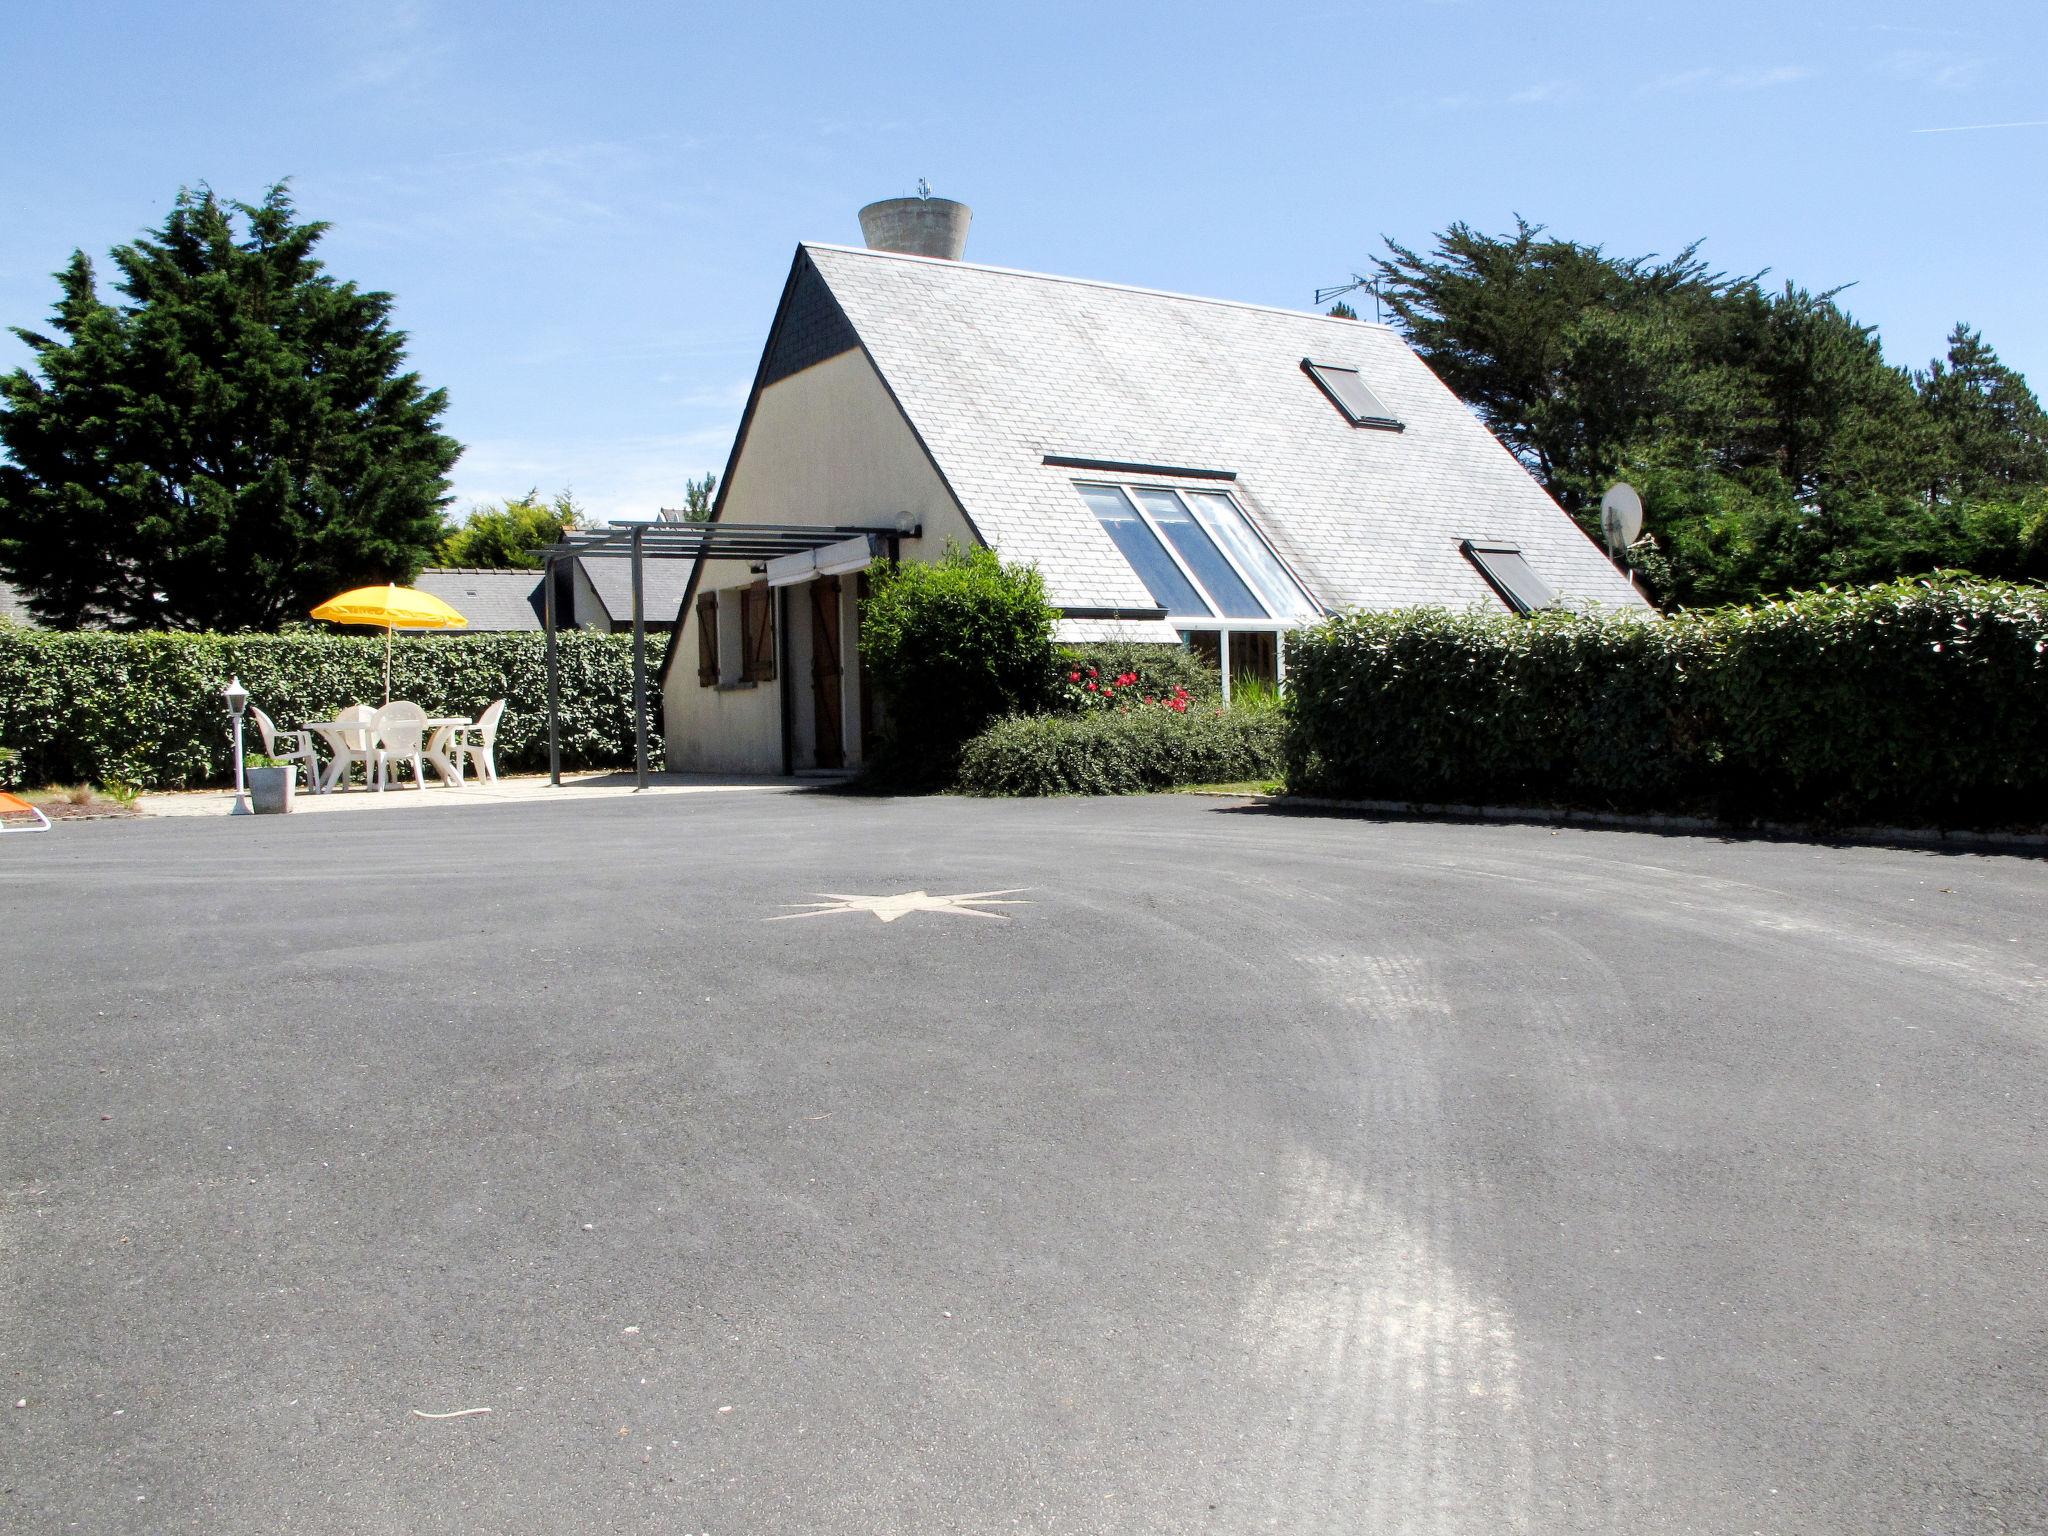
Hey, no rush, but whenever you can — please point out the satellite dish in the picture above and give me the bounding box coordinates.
[1600,482,1644,555]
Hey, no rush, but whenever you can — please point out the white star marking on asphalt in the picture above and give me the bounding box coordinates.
[768,889,1032,923]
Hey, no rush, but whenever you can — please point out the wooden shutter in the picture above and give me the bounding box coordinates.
[696,592,719,685]
[810,576,844,770]
[742,584,776,683]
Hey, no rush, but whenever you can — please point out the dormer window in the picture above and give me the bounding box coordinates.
[1303,359,1402,430]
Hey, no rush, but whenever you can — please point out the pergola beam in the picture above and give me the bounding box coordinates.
[540,518,910,788]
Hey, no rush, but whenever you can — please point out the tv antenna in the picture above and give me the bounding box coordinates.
[1314,272,1384,324]
[916,177,932,200]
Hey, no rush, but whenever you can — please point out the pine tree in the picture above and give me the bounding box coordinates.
[0,184,461,629]
[1918,324,2048,500]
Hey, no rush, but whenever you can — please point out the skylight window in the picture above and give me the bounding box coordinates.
[1181,491,1320,620]
[1303,359,1402,429]
[1132,488,1264,618]
[1079,483,1318,623]
[1080,485,1210,617]
[1462,540,1559,614]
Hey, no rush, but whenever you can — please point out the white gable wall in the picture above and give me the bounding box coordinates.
[662,346,979,771]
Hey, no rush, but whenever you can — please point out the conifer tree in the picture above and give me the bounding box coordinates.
[0,184,461,629]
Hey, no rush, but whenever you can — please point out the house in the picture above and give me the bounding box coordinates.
[659,199,1650,775]
[414,557,696,634]
[0,578,36,627]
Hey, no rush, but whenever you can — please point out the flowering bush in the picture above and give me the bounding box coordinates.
[1057,642,1218,708]
[1056,665,1195,714]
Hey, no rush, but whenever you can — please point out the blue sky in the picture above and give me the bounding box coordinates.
[3,1,2043,522]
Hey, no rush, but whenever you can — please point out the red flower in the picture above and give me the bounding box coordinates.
[1086,681,1098,692]
[1068,671,1081,682]
[1142,695,1154,704]
[1117,672,1137,686]
[1086,667,1098,678]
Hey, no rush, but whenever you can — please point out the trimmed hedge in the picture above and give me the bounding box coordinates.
[862,547,1060,786]
[958,707,1284,796]
[0,629,665,789]
[1284,577,2048,827]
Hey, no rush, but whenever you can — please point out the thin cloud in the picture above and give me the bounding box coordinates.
[1508,80,1578,106]
[1912,119,2048,135]
[1641,64,1813,96]
[1884,49,1986,90]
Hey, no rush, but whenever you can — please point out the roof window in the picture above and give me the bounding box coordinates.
[1462,540,1559,614]
[1303,359,1402,430]
[1079,483,1318,623]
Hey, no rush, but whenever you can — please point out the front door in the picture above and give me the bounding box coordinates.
[810,576,844,770]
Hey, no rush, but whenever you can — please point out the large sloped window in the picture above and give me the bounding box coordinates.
[1078,482,1317,623]
[1079,485,1211,616]
[1131,488,1264,618]
[1181,491,1320,620]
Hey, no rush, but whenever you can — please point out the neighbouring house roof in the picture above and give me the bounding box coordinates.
[0,578,36,627]
[577,554,698,629]
[794,242,1649,619]
[414,567,544,631]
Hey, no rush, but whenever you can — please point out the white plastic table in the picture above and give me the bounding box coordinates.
[303,715,472,789]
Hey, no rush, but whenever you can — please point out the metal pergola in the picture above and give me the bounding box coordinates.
[540,520,908,789]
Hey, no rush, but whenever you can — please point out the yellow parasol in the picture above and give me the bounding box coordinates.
[310,584,468,703]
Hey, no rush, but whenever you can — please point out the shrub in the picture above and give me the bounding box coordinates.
[861,546,1059,784]
[0,629,665,789]
[1284,577,2048,827]
[1057,641,1219,705]
[958,706,1285,796]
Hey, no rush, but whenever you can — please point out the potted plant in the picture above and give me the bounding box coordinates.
[245,753,296,815]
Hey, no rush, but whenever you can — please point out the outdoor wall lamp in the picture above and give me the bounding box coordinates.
[222,675,251,815]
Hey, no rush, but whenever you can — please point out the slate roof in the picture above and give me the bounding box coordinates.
[579,556,697,628]
[800,243,1649,618]
[414,568,544,631]
[0,578,37,627]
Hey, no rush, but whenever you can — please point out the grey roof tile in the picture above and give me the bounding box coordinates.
[414,568,545,631]
[802,243,1649,617]
[578,555,696,627]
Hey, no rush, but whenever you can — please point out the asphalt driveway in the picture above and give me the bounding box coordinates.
[2,794,2043,1534]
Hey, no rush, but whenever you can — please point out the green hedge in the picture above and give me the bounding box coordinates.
[1284,577,2048,827]
[958,706,1285,796]
[861,547,1060,786]
[0,629,665,789]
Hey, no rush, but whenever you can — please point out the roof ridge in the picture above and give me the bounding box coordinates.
[800,241,1398,332]
[418,566,542,576]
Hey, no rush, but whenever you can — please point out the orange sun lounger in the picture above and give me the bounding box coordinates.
[0,791,52,833]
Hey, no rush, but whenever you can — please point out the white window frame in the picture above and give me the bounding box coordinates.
[1076,478,1321,703]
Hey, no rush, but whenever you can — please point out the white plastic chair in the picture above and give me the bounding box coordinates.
[371,701,428,792]
[249,706,324,794]
[452,699,507,785]
[316,703,377,791]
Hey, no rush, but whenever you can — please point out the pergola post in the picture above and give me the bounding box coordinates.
[630,523,648,791]
[544,552,561,788]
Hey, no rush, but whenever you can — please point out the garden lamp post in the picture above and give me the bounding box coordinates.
[222,676,251,815]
